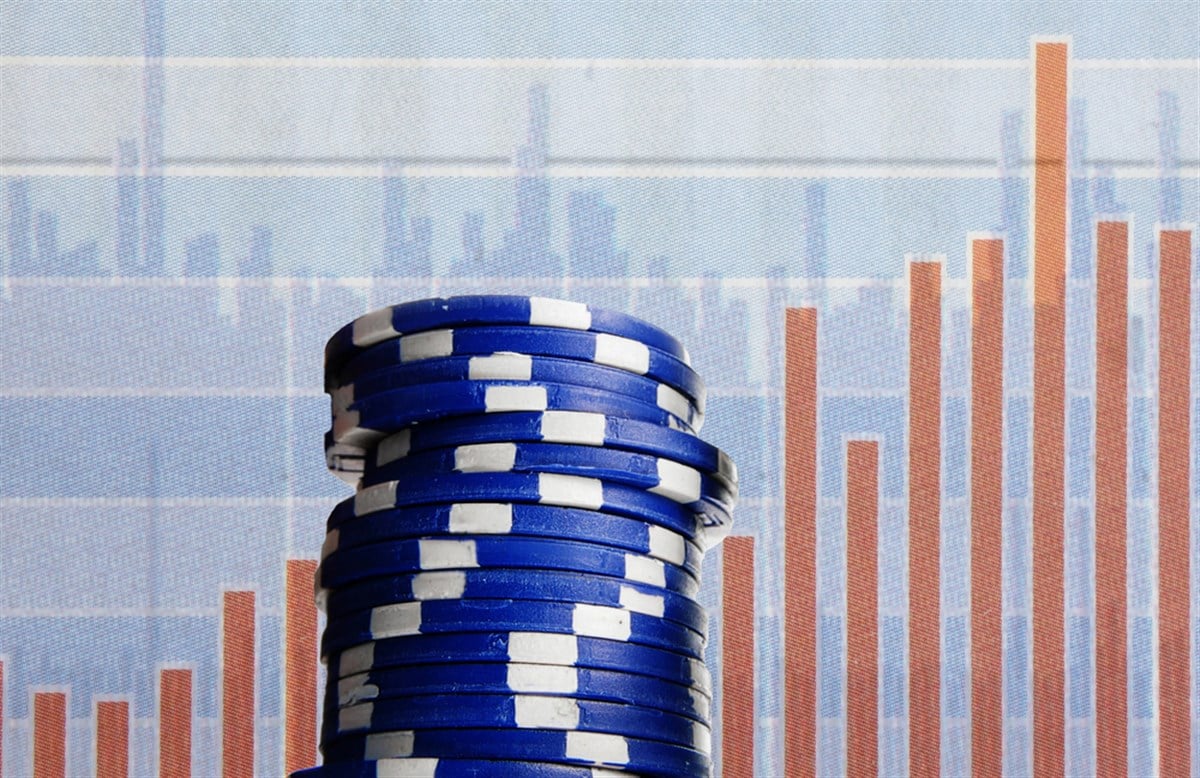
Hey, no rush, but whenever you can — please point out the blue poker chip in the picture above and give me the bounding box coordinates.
[324,295,692,378]
[291,758,633,778]
[331,379,695,451]
[322,503,705,578]
[329,633,712,691]
[328,662,711,723]
[360,440,735,522]
[320,598,707,660]
[320,728,711,777]
[328,325,705,414]
[326,410,736,493]
[323,694,711,753]
[333,472,710,546]
[331,353,703,432]
[318,536,701,601]
[317,568,708,636]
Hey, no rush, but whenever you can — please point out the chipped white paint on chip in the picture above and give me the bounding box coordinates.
[338,701,374,732]
[448,503,513,533]
[529,297,591,330]
[571,603,631,640]
[513,695,580,728]
[454,442,517,472]
[411,570,467,599]
[618,585,665,618]
[468,353,533,380]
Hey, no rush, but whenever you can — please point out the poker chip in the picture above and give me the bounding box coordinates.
[321,729,712,777]
[297,296,736,777]
[330,633,712,691]
[317,567,709,633]
[316,536,703,599]
[329,662,711,722]
[321,503,705,575]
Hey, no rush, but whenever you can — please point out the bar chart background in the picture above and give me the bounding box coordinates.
[0,3,1197,776]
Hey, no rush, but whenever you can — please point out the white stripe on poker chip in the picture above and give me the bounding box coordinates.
[355,481,399,516]
[352,307,399,347]
[365,731,415,760]
[693,720,713,753]
[538,473,603,510]
[593,333,650,375]
[468,352,533,380]
[540,410,607,446]
[508,632,578,664]
[417,539,478,570]
[411,571,468,600]
[370,602,422,638]
[623,553,666,588]
[647,525,686,566]
[529,297,592,330]
[339,642,376,677]
[507,663,578,693]
[718,448,737,482]
[336,674,380,706]
[649,458,703,503]
[483,384,547,412]
[566,731,630,764]
[514,695,581,729]
[320,528,340,561]
[571,604,632,641]
[454,442,518,472]
[377,758,441,778]
[619,585,666,619]
[339,701,374,732]
[448,503,513,534]
[375,428,411,466]
[655,382,693,423]
[399,329,454,362]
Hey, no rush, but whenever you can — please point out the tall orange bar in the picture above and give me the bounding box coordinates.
[970,237,1004,778]
[222,590,256,778]
[159,668,192,778]
[909,260,942,776]
[1158,228,1192,778]
[1032,39,1068,778]
[721,535,756,778]
[1095,221,1129,778]
[32,691,66,778]
[95,700,130,778]
[846,440,879,778]
[784,307,818,778]
[286,559,320,773]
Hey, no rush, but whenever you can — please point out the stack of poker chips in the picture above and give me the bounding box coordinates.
[298,296,738,778]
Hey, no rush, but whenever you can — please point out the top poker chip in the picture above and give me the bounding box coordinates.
[325,295,692,380]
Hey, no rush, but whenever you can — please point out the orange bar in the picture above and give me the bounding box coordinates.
[784,307,818,778]
[1095,221,1129,778]
[285,559,320,773]
[32,691,66,778]
[1158,228,1192,778]
[970,237,1004,778]
[95,700,130,778]
[222,590,256,778]
[846,440,879,778]
[1032,39,1068,778]
[722,535,756,778]
[909,260,942,776]
[159,668,192,778]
